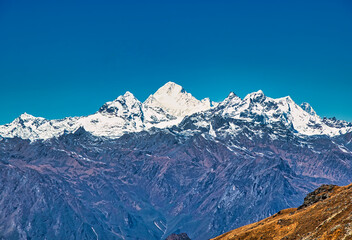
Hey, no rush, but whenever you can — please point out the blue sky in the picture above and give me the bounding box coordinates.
[1,0,351,124]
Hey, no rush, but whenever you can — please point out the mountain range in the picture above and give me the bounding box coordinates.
[0,82,351,239]
[1,81,351,141]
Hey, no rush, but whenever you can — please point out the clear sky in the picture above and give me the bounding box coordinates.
[1,0,352,124]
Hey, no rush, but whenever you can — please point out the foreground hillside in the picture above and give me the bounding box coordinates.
[213,184,352,240]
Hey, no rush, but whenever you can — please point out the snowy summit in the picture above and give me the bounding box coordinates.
[144,82,213,118]
[0,82,351,141]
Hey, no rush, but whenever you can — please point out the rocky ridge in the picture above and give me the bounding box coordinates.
[213,183,352,240]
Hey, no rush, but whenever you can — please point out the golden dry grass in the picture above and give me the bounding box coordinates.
[212,184,352,240]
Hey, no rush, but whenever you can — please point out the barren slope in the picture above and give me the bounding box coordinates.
[213,184,352,240]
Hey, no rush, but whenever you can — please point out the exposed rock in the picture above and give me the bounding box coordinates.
[165,233,191,240]
[213,183,352,240]
[297,184,336,210]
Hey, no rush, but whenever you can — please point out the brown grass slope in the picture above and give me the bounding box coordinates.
[212,184,352,240]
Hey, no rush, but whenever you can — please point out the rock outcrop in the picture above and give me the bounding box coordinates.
[165,233,191,240]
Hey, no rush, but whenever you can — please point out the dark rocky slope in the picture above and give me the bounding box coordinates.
[0,118,351,239]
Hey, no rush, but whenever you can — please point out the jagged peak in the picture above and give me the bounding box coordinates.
[123,91,134,98]
[14,113,46,124]
[244,90,266,102]
[220,92,241,106]
[201,97,211,104]
[301,102,316,116]
[275,95,294,104]
[256,89,264,95]
[284,95,293,102]
[72,126,87,134]
[228,92,236,98]
[227,92,241,100]
[18,112,37,120]
[98,91,142,115]
[144,82,188,106]
[114,91,139,102]
[152,81,185,97]
[248,89,265,96]
[144,82,212,118]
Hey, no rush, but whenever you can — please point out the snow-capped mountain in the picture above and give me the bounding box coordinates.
[213,90,351,136]
[0,82,211,140]
[144,81,214,118]
[0,89,176,140]
[0,113,79,141]
[0,82,351,141]
[1,82,352,240]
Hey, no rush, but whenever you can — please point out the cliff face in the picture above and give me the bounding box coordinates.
[213,183,352,240]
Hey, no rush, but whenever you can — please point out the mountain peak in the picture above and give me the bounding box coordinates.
[99,91,142,116]
[301,102,317,116]
[244,90,266,102]
[251,89,265,97]
[18,112,36,120]
[219,92,241,108]
[144,82,212,118]
[154,81,185,96]
[114,91,138,102]
[227,92,240,100]
[228,92,235,98]
[284,95,293,102]
[123,91,134,98]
